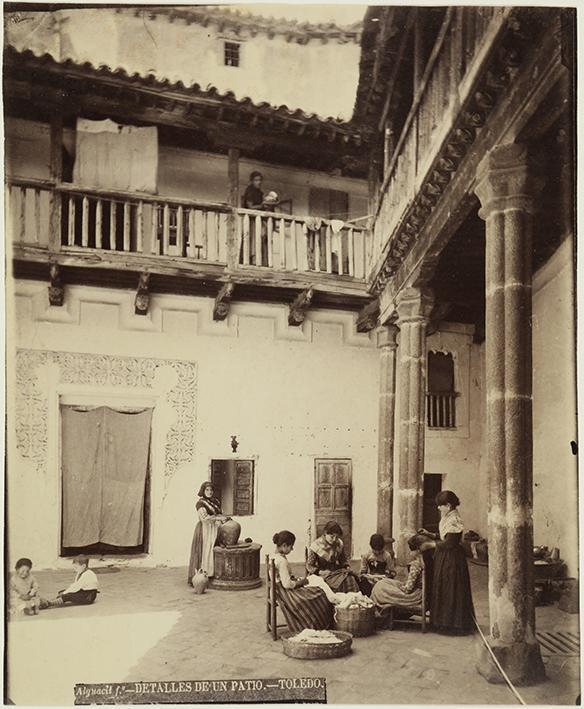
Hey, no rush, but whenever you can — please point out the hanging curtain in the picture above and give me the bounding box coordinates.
[61,407,104,547]
[61,406,153,548]
[101,408,153,546]
[73,118,158,193]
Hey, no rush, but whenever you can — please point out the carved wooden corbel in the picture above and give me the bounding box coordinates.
[213,282,235,321]
[357,299,381,333]
[48,262,64,307]
[134,272,151,315]
[288,286,314,326]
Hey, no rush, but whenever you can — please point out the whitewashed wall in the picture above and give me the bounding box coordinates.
[532,237,578,574]
[6,9,360,120]
[8,281,379,569]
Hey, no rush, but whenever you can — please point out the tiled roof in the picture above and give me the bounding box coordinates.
[119,5,363,44]
[4,45,364,145]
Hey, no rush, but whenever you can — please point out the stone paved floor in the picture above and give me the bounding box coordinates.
[6,563,580,705]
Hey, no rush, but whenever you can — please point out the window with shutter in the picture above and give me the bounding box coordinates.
[233,461,254,516]
[209,459,255,516]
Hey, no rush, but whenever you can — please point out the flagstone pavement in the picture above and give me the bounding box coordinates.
[6,562,580,705]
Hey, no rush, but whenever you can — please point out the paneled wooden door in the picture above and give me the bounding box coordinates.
[314,459,353,558]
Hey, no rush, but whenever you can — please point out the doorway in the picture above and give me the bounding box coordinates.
[314,459,353,558]
[422,473,443,534]
[210,459,255,516]
[60,404,152,556]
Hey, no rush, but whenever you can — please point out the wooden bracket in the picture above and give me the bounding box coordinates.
[288,286,314,326]
[48,262,64,307]
[213,282,235,321]
[134,272,151,315]
[356,299,380,333]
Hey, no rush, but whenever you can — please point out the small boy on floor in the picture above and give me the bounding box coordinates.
[10,558,41,616]
[43,555,99,608]
[359,533,396,596]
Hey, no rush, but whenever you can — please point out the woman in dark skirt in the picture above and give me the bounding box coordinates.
[272,530,333,631]
[420,490,475,634]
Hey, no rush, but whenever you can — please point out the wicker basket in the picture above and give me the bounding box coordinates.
[334,605,376,637]
[281,630,352,659]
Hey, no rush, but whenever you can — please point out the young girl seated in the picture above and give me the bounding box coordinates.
[271,530,333,632]
[10,558,41,616]
[370,534,429,609]
[359,533,396,596]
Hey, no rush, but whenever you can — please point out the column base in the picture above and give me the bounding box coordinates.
[476,637,546,686]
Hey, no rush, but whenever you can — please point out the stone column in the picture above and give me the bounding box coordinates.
[395,287,434,562]
[376,324,399,544]
[475,143,546,685]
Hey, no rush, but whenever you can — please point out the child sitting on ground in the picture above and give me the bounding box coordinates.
[10,558,41,616]
[359,533,396,596]
[44,555,99,608]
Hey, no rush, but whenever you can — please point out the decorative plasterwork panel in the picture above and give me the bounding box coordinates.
[15,349,197,482]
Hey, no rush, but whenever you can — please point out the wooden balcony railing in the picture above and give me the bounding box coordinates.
[238,208,369,279]
[427,392,457,429]
[6,178,231,261]
[7,178,371,286]
[370,6,509,274]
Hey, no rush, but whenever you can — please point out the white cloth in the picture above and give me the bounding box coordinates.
[439,509,464,539]
[64,569,98,594]
[306,575,372,608]
[73,118,158,193]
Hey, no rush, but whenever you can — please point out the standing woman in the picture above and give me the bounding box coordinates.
[420,490,475,634]
[188,482,227,585]
[272,530,333,631]
[306,521,360,593]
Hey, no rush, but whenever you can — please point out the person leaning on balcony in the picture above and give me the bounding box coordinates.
[242,171,265,210]
[241,171,270,265]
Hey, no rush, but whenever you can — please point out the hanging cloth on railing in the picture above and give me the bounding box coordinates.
[73,118,158,194]
[304,216,323,232]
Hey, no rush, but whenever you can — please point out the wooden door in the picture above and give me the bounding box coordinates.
[314,459,353,558]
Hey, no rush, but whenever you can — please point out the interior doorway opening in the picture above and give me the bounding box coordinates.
[422,473,443,534]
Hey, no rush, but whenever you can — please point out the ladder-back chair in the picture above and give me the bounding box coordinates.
[265,554,288,641]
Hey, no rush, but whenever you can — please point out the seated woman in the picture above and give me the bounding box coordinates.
[306,521,360,593]
[271,530,333,632]
[370,534,429,610]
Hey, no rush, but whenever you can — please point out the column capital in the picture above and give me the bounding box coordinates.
[395,287,434,324]
[475,142,546,220]
[376,324,399,349]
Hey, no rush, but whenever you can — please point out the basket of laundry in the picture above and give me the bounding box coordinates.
[334,604,376,637]
[281,629,352,659]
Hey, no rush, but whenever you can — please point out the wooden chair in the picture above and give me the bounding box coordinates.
[379,557,430,633]
[265,554,288,641]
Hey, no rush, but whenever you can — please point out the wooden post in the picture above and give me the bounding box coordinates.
[227,147,240,270]
[49,115,63,252]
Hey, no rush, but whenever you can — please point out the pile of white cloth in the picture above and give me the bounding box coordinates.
[307,574,374,608]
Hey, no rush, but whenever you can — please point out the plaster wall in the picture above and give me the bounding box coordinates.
[8,281,378,570]
[531,236,578,574]
[5,9,360,120]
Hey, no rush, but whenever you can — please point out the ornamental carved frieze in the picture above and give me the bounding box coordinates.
[14,349,197,483]
[371,9,539,296]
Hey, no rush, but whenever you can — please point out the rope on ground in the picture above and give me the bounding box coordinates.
[473,617,527,706]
